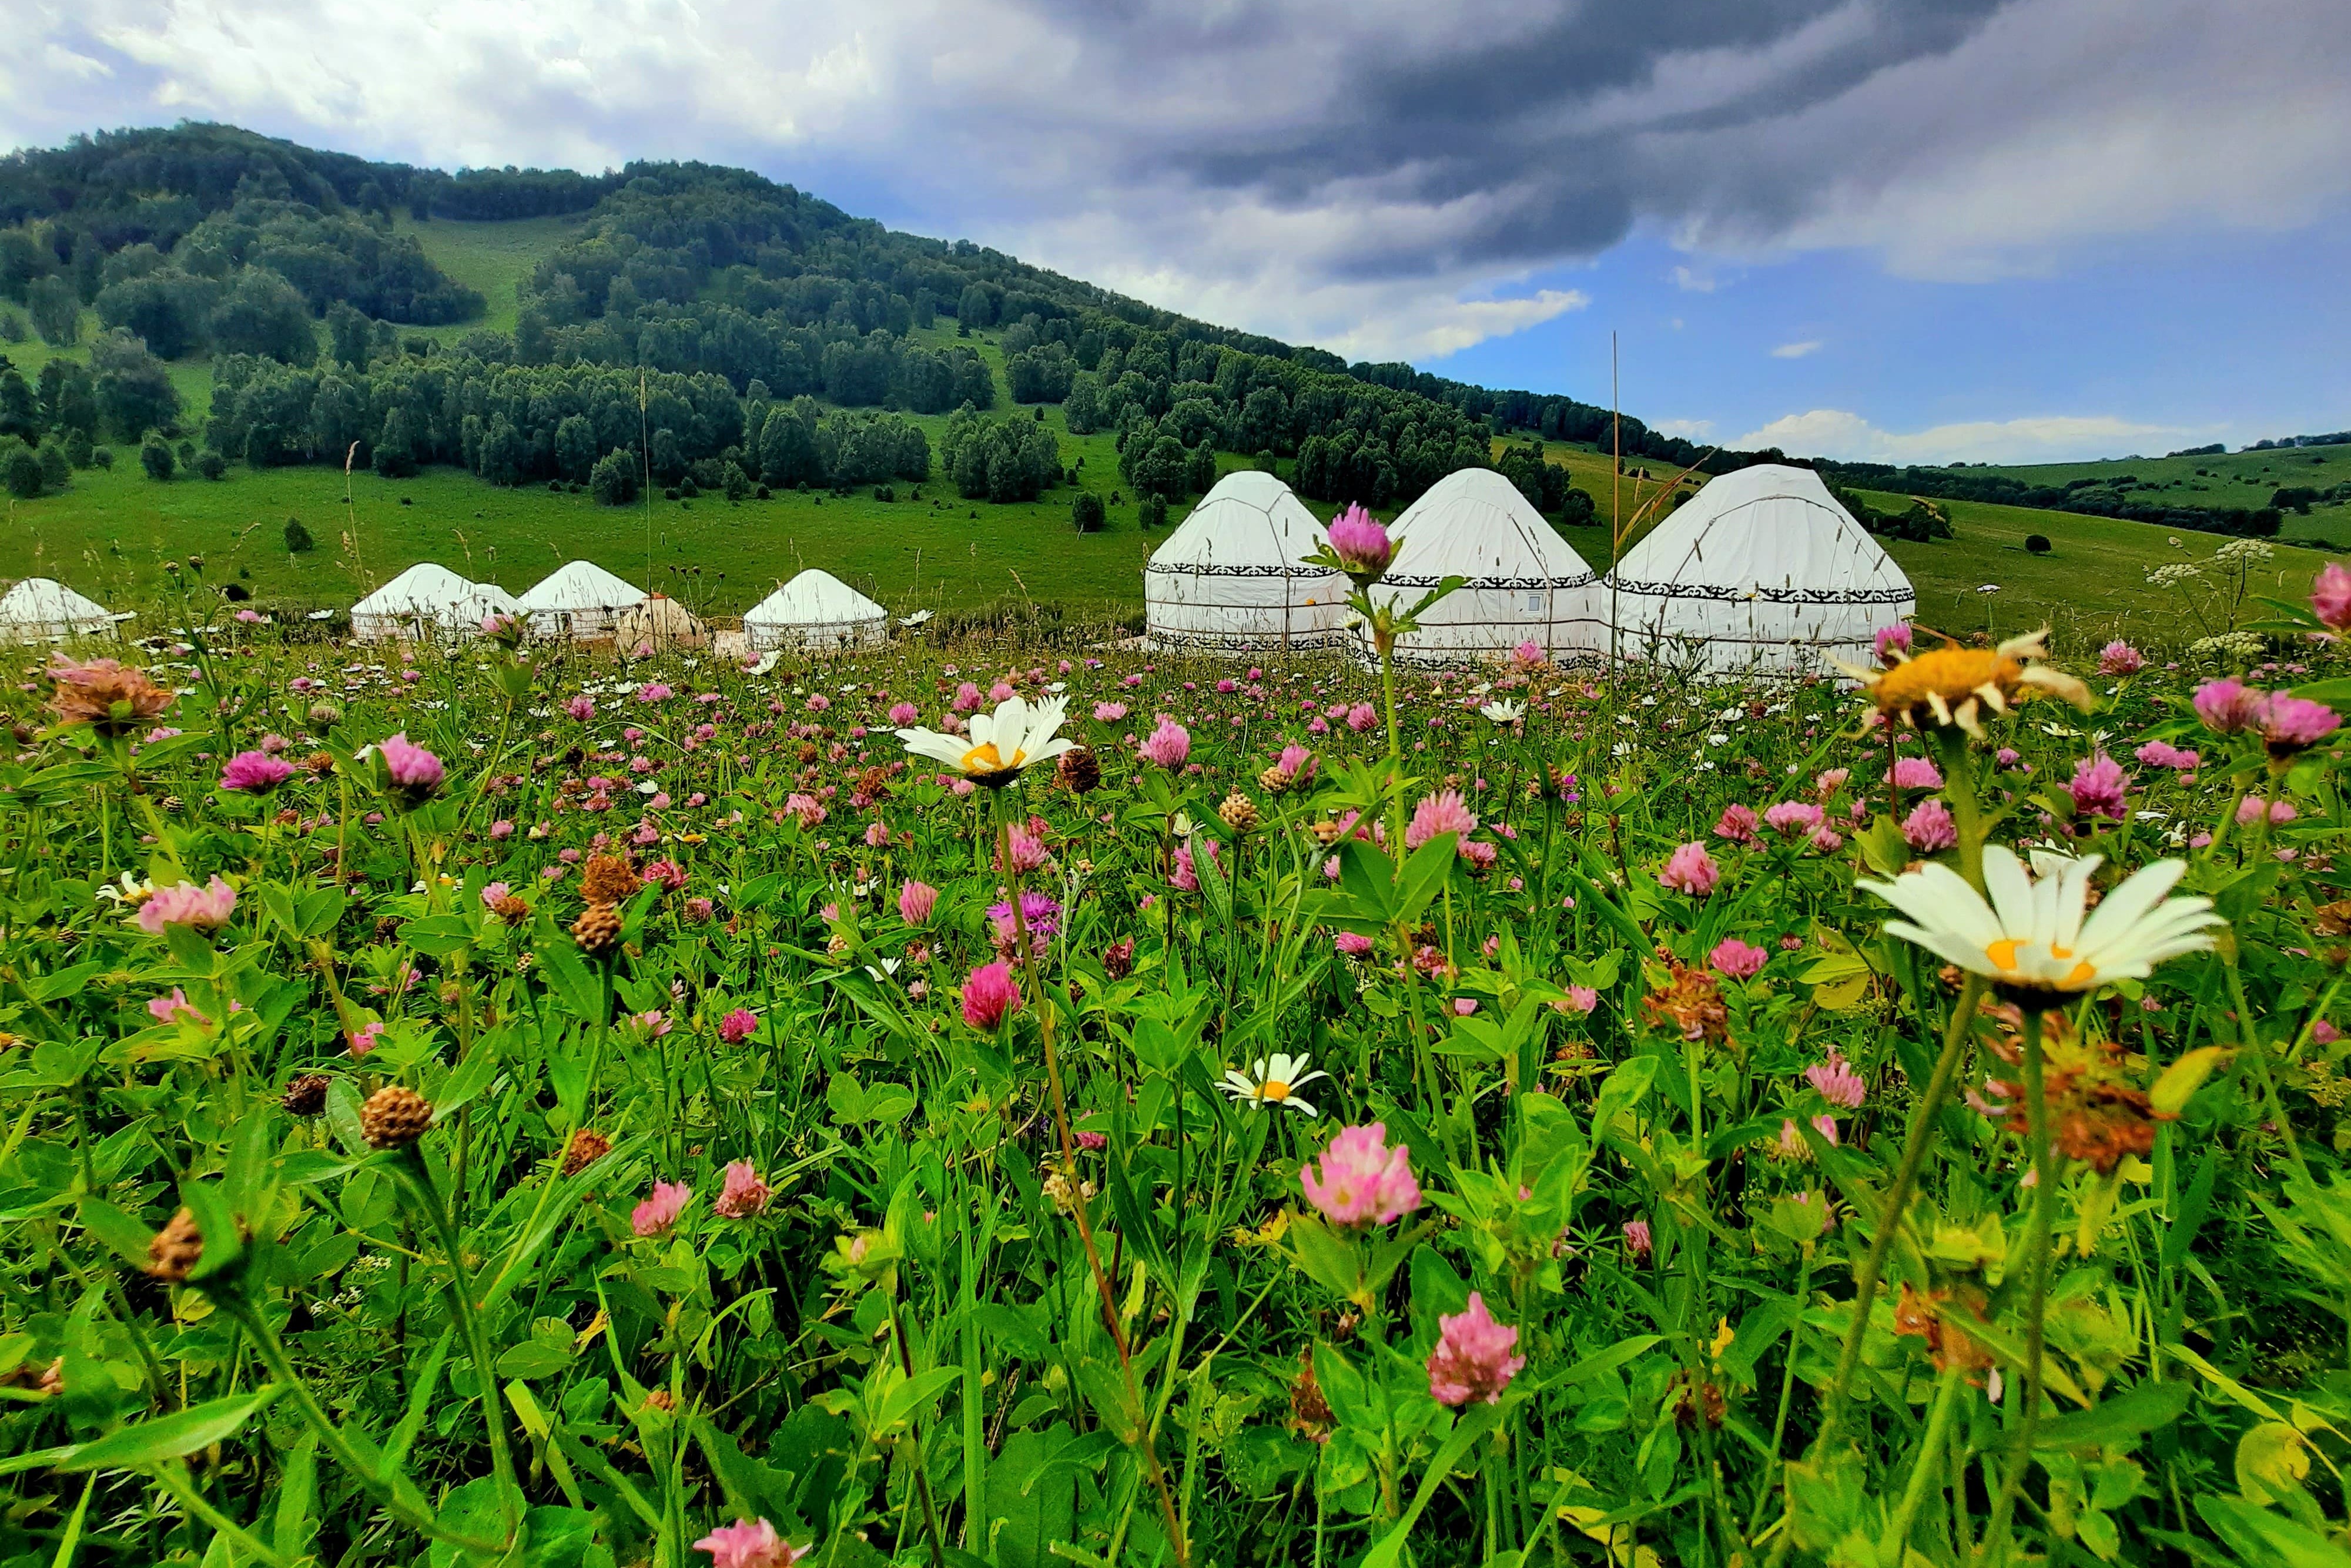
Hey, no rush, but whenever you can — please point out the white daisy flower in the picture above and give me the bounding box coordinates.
[1219,1052,1329,1116]
[896,693,1076,789]
[1858,846,2221,997]
[1479,699,1525,725]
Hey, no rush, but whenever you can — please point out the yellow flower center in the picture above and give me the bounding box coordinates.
[1871,648,2019,713]
[961,742,1025,775]
[2063,960,2097,987]
[1260,1079,1292,1101]
[1985,939,2021,970]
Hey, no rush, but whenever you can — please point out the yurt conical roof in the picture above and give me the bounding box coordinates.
[0,578,115,641]
[1368,468,1605,666]
[351,564,480,639]
[353,563,475,617]
[517,560,647,614]
[1143,470,1347,652]
[743,569,888,651]
[1606,463,1913,676]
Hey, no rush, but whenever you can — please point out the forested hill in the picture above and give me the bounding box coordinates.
[1,120,2251,547]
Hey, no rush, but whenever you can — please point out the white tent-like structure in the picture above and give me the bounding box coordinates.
[1363,468,1606,666]
[744,570,888,652]
[1605,463,1914,676]
[350,564,481,643]
[1143,471,1346,653]
[0,578,116,643]
[517,561,646,639]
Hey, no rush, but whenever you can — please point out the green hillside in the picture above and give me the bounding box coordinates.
[1941,444,2351,544]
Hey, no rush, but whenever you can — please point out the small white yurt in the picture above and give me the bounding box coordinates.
[1364,468,1606,667]
[744,570,888,652]
[0,578,116,643]
[1143,471,1347,653]
[1606,464,1914,676]
[350,564,478,642]
[517,561,647,639]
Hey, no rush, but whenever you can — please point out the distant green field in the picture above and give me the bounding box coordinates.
[396,215,588,340]
[1921,445,2351,544]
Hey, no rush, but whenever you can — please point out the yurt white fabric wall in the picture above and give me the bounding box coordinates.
[1605,464,1914,676]
[350,564,480,642]
[516,561,647,639]
[744,570,889,652]
[0,579,116,643]
[1143,471,1347,652]
[1364,469,1606,666]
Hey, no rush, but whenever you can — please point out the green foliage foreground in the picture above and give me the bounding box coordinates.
[2,569,2350,1568]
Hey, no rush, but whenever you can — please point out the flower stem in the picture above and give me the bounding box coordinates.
[1977,1007,2057,1564]
[1883,1361,1965,1558]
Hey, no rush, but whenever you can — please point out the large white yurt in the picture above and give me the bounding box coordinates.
[350,564,479,642]
[744,570,888,652]
[1605,464,1914,676]
[0,578,116,643]
[517,561,647,639]
[1143,471,1347,652]
[1364,468,1606,666]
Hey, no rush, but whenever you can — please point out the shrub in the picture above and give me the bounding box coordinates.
[875,484,895,502]
[139,434,175,481]
[1072,491,1105,532]
[2024,534,2053,554]
[589,448,639,506]
[36,442,70,491]
[2,447,41,498]
[1138,492,1168,530]
[284,516,314,552]
[197,450,228,481]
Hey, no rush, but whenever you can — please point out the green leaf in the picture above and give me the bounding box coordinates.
[1074,1357,1143,1446]
[1395,833,1458,925]
[76,1198,156,1267]
[2033,1381,2192,1450]
[22,963,103,1004]
[877,1366,960,1435]
[400,914,477,959]
[435,1038,504,1121]
[58,1388,282,1471]
[1191,829,1233,930]
[495,1342,577,1381]
[2151,1047,2234,1115]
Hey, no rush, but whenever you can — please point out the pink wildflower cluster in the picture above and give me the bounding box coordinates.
[1426,1294,1525,1407]
[1300,1123,1422,1230]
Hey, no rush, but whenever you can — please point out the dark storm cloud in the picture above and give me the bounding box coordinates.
[1017,0,2011,279]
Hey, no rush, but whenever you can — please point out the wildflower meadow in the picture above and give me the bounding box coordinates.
[5,555,2351,1568]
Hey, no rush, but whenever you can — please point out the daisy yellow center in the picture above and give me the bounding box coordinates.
[1260,1079,1292,1101]
[1871,648,2018,713]
[961,742,1024,774]
[1985,939,2021,970]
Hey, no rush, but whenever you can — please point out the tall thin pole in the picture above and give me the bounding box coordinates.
[1609,331,1621,675]
[638,368,654,596]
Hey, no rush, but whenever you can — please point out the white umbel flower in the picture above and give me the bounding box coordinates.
[1219,1052,1329,1117]
[896,694,1076,788]
[1859,846,2221,995]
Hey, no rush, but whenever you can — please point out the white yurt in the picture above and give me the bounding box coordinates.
[1605,463,1914,676]
[1143,471,1347,653]
[0,578,116,643]
[1364,468,1606,666]
[744,570,888,652]
[517,561,647,639]
[350,564,480,642]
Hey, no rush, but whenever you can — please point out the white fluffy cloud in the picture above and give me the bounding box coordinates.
[1731,409,2195,465]
[1770,340,1823,360]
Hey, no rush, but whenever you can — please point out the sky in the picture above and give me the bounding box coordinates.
[6,0,2347,465]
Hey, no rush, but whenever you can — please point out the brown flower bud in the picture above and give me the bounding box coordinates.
[491,893,530,925]
[580,853,641,905]
[560,1128,612,1177]
[1056,746,1101,795]
[1218,793,1261,834]
[1310,818,1346,846]
[1102,937,1136,980]
[282,1073,331,1115]
[145,1207,206,1283]
[571,902,624,955]
[360,1084,433,1150]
